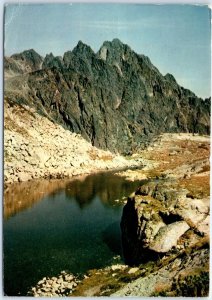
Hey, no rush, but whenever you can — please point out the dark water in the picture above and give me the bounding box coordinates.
[4,172,142,296]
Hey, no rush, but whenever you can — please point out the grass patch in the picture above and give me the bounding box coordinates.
[88,149,113,161]
[172,272,209,297]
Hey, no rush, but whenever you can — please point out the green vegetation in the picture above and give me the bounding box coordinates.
[172,272,209,297]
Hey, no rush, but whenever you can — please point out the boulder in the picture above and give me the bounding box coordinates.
[121,182,209,264]
[148,221,189,253]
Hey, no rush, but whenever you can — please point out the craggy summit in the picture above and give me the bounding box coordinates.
[5,39,210,154]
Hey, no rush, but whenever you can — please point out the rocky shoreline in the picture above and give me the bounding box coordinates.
[28,271,80,297]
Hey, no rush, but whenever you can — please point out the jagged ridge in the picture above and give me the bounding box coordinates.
[4,39,210,154]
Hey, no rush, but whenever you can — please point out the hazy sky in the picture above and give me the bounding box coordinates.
[4,3,211,98]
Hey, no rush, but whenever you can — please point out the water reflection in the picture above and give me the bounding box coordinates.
[4,172,141,219]
[65,172,141,209]
[4,171,142,296]
[4,179,69,220]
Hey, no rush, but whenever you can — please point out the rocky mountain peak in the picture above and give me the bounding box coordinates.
[5,48,43,76]
[164,73,177,84]
[4,40,210,154]
[72,41,95,58]
[111,38,124,46]
[101,38,126,50]
[11,49,43,67]
[42,53,63,69]
[75,40,86,48]
[98,39,138,69]
[45,52,54,58]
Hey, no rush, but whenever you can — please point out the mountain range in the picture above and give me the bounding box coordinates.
[4,38,210,154]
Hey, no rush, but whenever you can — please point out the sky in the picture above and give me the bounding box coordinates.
[4,3,211,99]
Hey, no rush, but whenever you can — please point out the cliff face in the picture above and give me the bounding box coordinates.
[4,39,210,154]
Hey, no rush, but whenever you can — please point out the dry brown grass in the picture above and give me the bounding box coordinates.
[140,137,210,198]
[88,149,113,161]
[178,174,210,198]
[142,139,210,174]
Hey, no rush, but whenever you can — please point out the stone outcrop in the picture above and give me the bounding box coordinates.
[4,39,210,154]
[115,169,210,296]
[148,221,189,253]
[112,248,209,297]
[121,181,210,265]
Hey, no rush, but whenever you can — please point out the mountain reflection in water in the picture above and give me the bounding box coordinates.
[64,172,140,208]
[4,172,141,219]
[4,171,142,296]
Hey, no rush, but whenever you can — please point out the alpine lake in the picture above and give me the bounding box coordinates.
[4,171,143,296]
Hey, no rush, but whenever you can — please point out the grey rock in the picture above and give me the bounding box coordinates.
[121,180,209,264]
[112,249,209,297]
[148,221,189,252]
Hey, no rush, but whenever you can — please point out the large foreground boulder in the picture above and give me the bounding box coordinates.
[121,182,209,265]
[148,221,189,253]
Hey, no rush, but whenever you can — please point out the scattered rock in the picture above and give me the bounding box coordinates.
[28,271,79,297]
[112,248,209,297]
[111,264,127,271]
[4,100,148,184]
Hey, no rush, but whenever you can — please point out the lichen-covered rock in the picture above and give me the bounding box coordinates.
[175,197,210,237]
[112,248,209,297]
[121,181,209,265]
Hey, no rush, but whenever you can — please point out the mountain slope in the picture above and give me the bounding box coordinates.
[4,97,145,184]
[4,39,210,154]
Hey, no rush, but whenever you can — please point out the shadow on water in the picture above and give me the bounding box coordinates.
[102,221,123,255]
[4,171,143,296]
